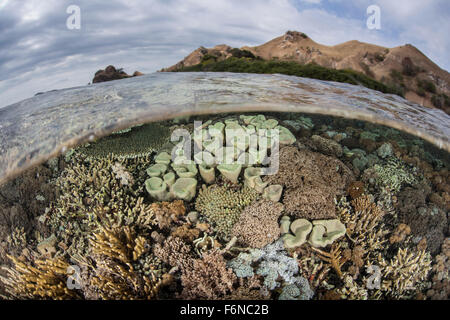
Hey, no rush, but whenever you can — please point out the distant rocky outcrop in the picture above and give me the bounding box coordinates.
[92,65,144,83]
[162,31,450,113]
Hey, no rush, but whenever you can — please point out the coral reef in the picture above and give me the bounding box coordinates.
[375,248,432,299]
[396,182,447,254]
[228,239,300,291]
[79,224,163,300]
[0,253,81,299]
[180,250,237,300]
[338,195,388,254]
[195,184,258,238]
[264,146,353,219]
[310,135,343,157]
[231,200,284,248]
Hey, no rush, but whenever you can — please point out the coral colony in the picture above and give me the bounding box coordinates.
[0,112,448,300]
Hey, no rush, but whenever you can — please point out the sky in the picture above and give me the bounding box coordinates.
[0,0,449,109]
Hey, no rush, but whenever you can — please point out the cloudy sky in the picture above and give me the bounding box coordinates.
[0,0,449,108]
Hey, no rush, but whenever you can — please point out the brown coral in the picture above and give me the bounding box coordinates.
[179,249,237,300]
[151,200,186,230]
[153,236,194,272]
[81,225,162,300]
[347,181,365,199]
[264,146,353,219]
[343,195,387,251]
[389,223,411,244]
[231,200,284,248]
[0,254,80,299]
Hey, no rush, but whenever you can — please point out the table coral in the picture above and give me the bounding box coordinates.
[77,122,171,159]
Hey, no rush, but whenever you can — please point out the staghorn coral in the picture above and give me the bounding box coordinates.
[264,146,353,219]
[311,243,345,278]
[195,184,258,238]
[80,224,163,300]
[0,254,81,299]
[374,248,432,299]
[45,154,154,257]
[180,249,237,300]
[231,199,284,248]
[338,195,388,254]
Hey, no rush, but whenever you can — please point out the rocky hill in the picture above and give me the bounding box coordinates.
[162,31,450,113]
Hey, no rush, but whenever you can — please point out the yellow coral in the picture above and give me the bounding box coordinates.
[0,254,80,300]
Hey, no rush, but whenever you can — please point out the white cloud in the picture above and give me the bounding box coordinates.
[0,0,448,109]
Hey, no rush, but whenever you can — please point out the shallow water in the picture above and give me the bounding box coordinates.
[0,72,449,186]
[0,112,448,300]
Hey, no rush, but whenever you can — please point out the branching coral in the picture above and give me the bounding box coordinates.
[374,248,432,299]
[46,154,154,257]
[0,254,81,299]
[180,249,237,300]
[338,195,388,254]
[311,243,345,278]
[195,184,258,238]
[153,236,194,272]
[81,225,163,300]
[231,199,284,248]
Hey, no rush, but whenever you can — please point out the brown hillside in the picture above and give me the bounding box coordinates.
[162,31,450,113]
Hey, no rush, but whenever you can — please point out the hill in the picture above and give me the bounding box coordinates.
[162,31,450,113]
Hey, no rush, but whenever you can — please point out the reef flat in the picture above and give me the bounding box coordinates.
[0,112,448,300]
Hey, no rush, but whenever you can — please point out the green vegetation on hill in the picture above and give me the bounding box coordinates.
[178,56,405,97]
